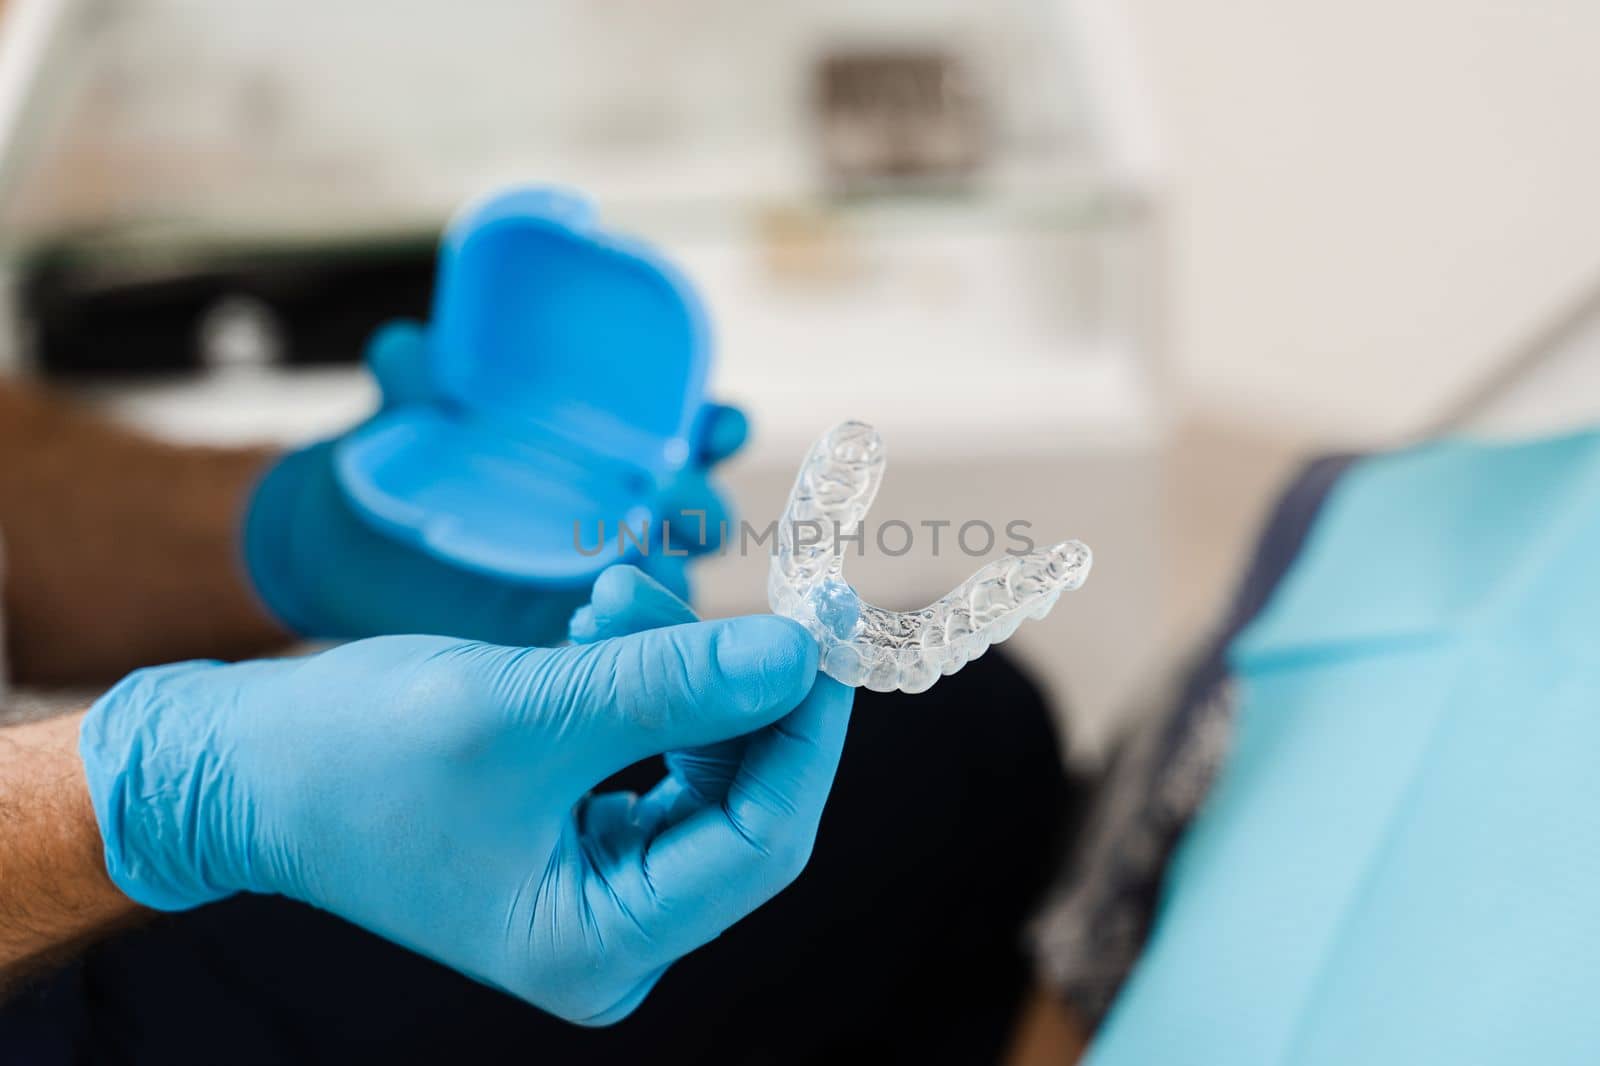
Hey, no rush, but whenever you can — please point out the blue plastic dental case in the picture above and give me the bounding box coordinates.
[334,186,710,583]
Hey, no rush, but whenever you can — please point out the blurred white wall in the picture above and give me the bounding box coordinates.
[1124,1,1600,444]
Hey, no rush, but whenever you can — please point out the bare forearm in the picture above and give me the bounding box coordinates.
[0,711,137,992]
[0,382,290,685]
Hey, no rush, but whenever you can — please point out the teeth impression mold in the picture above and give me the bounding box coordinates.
[768,421,1092,694]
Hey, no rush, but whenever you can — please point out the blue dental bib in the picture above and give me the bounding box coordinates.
[1089,430,1600,1065]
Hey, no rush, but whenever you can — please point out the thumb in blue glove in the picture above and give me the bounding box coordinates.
[80,612,850,1024]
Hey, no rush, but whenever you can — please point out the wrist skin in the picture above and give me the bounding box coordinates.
[0,711,137,990]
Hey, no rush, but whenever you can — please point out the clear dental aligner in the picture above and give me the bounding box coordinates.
[768,421,1092,695]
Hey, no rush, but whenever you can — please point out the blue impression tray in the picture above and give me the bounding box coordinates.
[335,186,710,583]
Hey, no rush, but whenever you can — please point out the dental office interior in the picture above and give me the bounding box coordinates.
[4,1,1600,1063]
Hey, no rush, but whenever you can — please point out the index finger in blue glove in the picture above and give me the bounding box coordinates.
[594,674,853,963]
[365,320,432,409]
[568,565,696,644]
[694,403,750,466]
[653,466,734,560]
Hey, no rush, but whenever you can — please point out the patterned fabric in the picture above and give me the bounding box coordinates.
[1030,454,1357,1027]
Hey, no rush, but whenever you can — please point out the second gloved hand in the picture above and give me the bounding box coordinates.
[79,613,850,1024]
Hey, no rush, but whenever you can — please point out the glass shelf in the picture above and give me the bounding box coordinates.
[3,0,1124,236]
[5,0,1159,395]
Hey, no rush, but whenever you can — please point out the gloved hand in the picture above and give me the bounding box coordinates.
[80,607,851,1025]
[243,321,745,645]
[570,565,810,814]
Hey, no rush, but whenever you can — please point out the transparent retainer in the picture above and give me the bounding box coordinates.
[768,421,1092,694]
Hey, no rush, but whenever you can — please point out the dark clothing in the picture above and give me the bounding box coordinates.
[6,651,1076,1065]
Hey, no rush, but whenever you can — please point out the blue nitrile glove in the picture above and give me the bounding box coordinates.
[243,320,745,644]
[568,565,827,817]
[80,611,851,1025]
